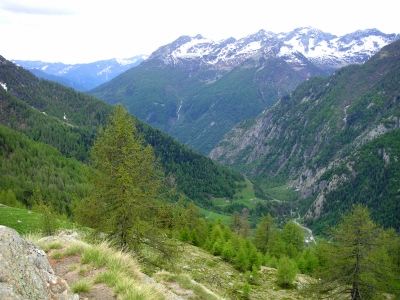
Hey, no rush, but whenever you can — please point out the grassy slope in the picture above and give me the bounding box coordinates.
[1,204,312,299]
[0,204,79,235]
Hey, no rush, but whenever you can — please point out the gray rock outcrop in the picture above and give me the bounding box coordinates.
[0,225,78,300]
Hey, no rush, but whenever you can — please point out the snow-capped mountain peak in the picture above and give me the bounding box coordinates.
[150,27,399,72]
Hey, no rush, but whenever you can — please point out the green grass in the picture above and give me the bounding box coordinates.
[213,178,264,210]
[51,251,63,259]
[94,270,118,286]
[0,204,82,235]
[155,271,220,300]
[267,185,300,202]
[199,208,231,225]
[39,241,63,252]
[71,278,93,293]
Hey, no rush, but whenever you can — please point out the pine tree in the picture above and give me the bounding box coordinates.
[313,205,399,299]
[230,211,242,235]
[254,213,276,253]
[76,104,167,254]
[222,240,235,262]
[282,221,304,258]
[276,255,298,288]
[235,246,250,272]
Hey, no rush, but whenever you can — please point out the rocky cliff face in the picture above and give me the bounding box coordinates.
[0,226,77,300]
[209,40,400,229]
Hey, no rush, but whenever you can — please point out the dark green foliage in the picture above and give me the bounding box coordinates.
[276,255,298,288]
[212,40,400,233]
[76,104,165,252]
[0,125,88,214]
[312,128,400,232]
[282,221,304,258]
[136,121,245,207]
[89,54,324,154]
[0,56,244,209]
[312,205,399,299]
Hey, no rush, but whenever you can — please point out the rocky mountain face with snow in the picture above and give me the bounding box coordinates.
[12,55,147,91]
[209,39,400,232]
[149,27,398,73]
[90,27,399,154]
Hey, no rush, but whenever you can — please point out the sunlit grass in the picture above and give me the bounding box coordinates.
[71,278,93,293]
[155,271,220,300]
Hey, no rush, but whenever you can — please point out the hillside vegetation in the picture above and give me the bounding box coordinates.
[89,50,320,155]
[210,39,400,231]
[0,55,244,212]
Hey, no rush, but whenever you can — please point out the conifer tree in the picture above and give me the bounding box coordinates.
[76,104,166,254]
[276,255,298,288]
[282,221,304,258]
[313,205,399,299]
[254,213,276,253]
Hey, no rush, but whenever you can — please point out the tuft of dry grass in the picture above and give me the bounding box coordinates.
[35,235,165,300]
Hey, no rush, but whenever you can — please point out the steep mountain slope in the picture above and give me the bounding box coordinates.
[209,39,400,231]
[89,28,398,154]
[0,56,244,209]
[12,55,146,91]
[29,69,88,91]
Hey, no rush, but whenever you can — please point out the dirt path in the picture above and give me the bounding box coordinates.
[293,218,316,244]
[47,248,117,300]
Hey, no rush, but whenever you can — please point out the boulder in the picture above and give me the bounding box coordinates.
[0,226,78,300]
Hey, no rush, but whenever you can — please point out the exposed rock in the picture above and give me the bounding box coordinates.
[0,226,78,300]
[182,265,191,271]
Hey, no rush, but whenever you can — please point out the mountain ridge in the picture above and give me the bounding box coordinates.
[90,27,399,154]
[209,39,400,230]
[12,55,147,91]
[0,55,245,211]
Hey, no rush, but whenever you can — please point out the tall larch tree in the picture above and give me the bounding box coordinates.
[254,213,276,254]
[313,204,398,299]
[77,104,162,252]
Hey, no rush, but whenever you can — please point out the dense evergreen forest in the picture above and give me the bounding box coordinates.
[0,125,87,214]
[0,56,244,212]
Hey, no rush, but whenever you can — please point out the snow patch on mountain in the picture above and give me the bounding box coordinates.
[0,82,7,91]
[237,41,262,55]
[97,66,112,76]
[58,66,74,75]
[172,36,214,59]
[153,27,399,71]
[116,58,140,65]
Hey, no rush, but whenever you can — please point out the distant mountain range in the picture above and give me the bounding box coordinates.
[148,27,398,72]
[89,27,399,154]
[12,56,147,91]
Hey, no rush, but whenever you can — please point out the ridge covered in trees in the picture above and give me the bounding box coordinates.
[0,55,244,211]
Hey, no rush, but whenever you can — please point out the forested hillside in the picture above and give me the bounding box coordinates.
[210,39,400,231]
[0,55,244,211]
[89,43,324,155]
[0,126,87,214]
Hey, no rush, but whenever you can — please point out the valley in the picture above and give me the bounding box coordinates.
[1,26,400,299]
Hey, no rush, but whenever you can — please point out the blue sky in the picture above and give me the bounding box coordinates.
[1,0,398,64]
